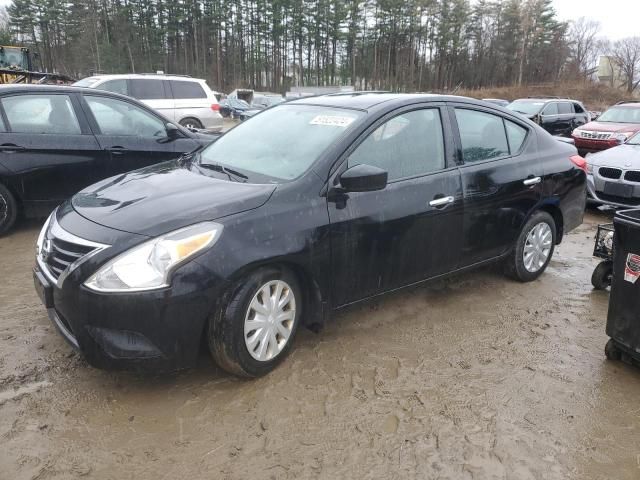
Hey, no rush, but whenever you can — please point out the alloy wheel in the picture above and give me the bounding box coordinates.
[244,280,296,362]
[523,222,553,273]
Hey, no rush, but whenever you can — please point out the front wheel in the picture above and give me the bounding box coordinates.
[505,211,556,282]
[208,267,301,377]
[591,260,613,290]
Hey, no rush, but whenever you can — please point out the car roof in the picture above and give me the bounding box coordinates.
[82,74,206,82]
[288,92,488,111]
[514,97,580,103]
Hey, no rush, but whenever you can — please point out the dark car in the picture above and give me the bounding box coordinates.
[572,102,640,156]
[585,132,640,208]
[507,97,590,137]
[240,95,285,121]
[0,85,216,235]
[219,97,251,119]
[33,93,586,377]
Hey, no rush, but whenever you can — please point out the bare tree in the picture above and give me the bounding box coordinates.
[610,37,640,93]
[567,17,601,78]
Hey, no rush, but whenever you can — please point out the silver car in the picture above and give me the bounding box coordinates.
[73,74,223,133]
[586,132,640,208]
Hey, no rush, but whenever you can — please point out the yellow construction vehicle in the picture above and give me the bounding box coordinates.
[0,46,75,84]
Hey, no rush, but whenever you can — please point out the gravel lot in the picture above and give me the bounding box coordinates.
[1,208,639,479]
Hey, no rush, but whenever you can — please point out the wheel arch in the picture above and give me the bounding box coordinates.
[224,259,328,333]
[537,202,564,244]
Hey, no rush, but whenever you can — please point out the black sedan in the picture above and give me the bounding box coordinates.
[33,93,586,377]
[0,85,216,235]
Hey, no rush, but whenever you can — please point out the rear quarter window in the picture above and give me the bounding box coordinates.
[170,81,207,99]
[129,79,167,100]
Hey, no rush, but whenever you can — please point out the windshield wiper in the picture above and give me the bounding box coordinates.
[199,162,249,182]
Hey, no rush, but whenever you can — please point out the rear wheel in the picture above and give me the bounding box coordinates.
[0,183,18,236]
[208,267,301,377]
[591,260,613,290]
[505,211,556,282]
[179,117,203,130]
[605,339,621,361]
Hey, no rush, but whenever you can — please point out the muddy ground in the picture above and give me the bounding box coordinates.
[1,209,639,480]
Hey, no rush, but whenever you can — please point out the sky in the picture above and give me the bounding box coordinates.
[0,0,637,42]
[553,0,638,40]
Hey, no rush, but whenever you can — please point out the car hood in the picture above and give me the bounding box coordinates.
[587,144,640,167]
[579,121,640,133]
[71,161,276,237]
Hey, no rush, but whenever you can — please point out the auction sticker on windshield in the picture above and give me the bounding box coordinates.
[310,115,356,128]
[624,253,640,284]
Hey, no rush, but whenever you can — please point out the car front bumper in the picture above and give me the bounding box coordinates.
[587,173,640,209]
[33,255,225,373]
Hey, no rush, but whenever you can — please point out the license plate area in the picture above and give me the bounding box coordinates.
[33,268,54,308]
[604,182,634,198]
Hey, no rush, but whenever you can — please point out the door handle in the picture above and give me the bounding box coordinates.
[106,146,128,155]
[523,176,542,186]
[429,196,455,208]
[0,143,25,152]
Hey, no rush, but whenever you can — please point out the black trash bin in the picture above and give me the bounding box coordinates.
[605,209,640,363]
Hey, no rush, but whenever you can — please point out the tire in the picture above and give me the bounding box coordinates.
[504,211,556,282]
[178,117,203,130]
[0,183,18,236]
[605,338,621,361]
[591,260,613,290]
[208,267,302,377]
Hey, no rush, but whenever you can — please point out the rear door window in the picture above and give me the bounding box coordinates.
[129,79,167,100]
[98,79,128,96]
[170,80,206,99]
[2,94,81,134]
[558,102,573,114]
[454,109,509,163]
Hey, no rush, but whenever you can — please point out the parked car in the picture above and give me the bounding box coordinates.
[33,93,586,376]
[482,98,509,107]
[219,97,251,118]
[506,97,590,137]
[572,102,640,156]
[239,94,285,121]
[73,74,223,133]
[0,85,216,235]
[585,132,640,208]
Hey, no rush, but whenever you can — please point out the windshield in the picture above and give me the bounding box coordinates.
[73,77,100,88]
[0,47,28,69]
[597,106,640,123]
[627,132,640,145]
[506,100,544,115]
[199,104,363,181]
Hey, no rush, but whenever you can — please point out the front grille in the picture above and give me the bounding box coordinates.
[38,213,107,284]
[596,192,640,206]
[44,237,95,281]
[599,167,623,179]
[624,170,640,183]
[579,131,611,140]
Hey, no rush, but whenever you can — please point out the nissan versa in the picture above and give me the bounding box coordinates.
[33,93,587,377]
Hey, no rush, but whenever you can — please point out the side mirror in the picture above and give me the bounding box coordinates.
[339,164,388,193]
[166,123,182,139]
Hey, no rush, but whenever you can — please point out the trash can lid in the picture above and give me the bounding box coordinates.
[614,208,640,226]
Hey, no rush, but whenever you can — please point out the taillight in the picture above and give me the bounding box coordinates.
[211,104,220,111]
[570,155,587,172]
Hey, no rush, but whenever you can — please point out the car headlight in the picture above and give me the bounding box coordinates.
[84,222,223,292]
[36,211,54,258]
[611,132,634,144]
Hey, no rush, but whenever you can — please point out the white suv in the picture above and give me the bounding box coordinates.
[73,74,223,133]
